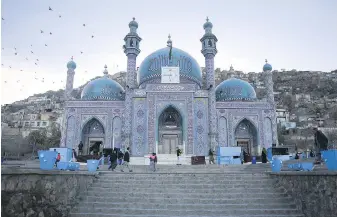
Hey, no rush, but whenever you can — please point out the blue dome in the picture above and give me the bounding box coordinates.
[81,76,125,101]
[215,78,257,101]
[67,60,76,70]
[263,63,272,71]
[138,47,202,86]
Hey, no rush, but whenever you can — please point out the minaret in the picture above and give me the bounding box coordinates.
[60,57,77,147]
[263,59,274,104]
[65,57,76,100]
[200,17,218,150]
[123,17,142,149]
[263,59,278,145]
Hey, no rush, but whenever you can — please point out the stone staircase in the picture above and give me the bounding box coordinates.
[69,166,304,217]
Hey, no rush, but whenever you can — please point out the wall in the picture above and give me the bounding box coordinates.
[1,168,98,217]
[270,171,337,217]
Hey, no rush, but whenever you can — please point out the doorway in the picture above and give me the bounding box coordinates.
[237,140,249,153]
[88,138,104,155]
[161,134,178,154]
[157,106,183,154]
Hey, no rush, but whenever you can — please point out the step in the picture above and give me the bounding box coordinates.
[94,180,273,185]
[70,214,303,217]
[99,173,269,177]
[90,183,276,189]
[86,187,283,195]
[75,201,297,210]
[83,192,290,200]
[80,196,296,204]
[70,207,302,216]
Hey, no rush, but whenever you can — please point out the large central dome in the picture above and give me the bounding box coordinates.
[138,47,202,86]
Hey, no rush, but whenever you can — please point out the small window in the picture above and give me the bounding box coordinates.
[25,122,29,126]
[42,122,47,126]
[37,122,40,127]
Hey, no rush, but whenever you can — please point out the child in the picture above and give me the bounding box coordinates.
[149,153,157,172]
[55,153,61,167]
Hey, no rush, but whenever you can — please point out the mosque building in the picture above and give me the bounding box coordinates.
[60,17,277,164]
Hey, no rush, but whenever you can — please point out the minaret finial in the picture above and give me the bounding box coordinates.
[103,64,108,75]
[167,34,172,48]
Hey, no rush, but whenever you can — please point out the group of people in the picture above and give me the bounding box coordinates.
[108,147,132,172]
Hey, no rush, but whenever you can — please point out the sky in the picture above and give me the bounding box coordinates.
[1,0,337,105]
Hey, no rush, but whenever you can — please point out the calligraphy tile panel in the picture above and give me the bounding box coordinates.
[193,98,209,155]
[132,98,148,156]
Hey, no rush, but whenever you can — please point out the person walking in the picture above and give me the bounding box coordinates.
[78,141,83,155]
[176,147,182,165]
[117,149,124,166]
[149,153,157,172]
[121,147,132,172]
[313,127,328,164]
[261,148,267,163]
[208,148,215,164]
[109,150,118,171]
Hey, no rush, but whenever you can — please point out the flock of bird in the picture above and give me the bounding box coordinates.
[1,6,94,91]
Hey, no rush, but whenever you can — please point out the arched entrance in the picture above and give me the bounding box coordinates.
[81,118,105,155]
[234,119,258,157]
[158,106,183,154]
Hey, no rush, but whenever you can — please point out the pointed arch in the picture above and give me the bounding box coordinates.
[156,104,185,154]
[81,117,105,155]
[234,118,259,156]
[233,117,258,132]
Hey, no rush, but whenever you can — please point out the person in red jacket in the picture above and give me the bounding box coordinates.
[55,153,61,167]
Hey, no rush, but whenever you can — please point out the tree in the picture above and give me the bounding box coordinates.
[27,129,47,148]
[46,123,61,147]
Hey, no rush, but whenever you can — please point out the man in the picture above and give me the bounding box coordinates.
[109,150,118,171]
[176,147,182,165]
[121,147,132,172]
[208,148,215,164]
[313,127,328,164]
[78,141,83,155]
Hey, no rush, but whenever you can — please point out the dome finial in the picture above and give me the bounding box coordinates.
[133,17,135,21]
[206,16,209,22]
[229,64,234,73]
[167,34,172,48]
[71,56,74,60]
[265,59,268,63]
[103,64,108,75]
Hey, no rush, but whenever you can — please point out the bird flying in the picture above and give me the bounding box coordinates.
[40,30,44,33]
[49,7,53,11]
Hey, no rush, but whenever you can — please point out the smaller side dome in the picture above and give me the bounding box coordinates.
[263,59,272,72]
[67,57,76,70]
[215,78,257,101]
[81,77,125,101]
